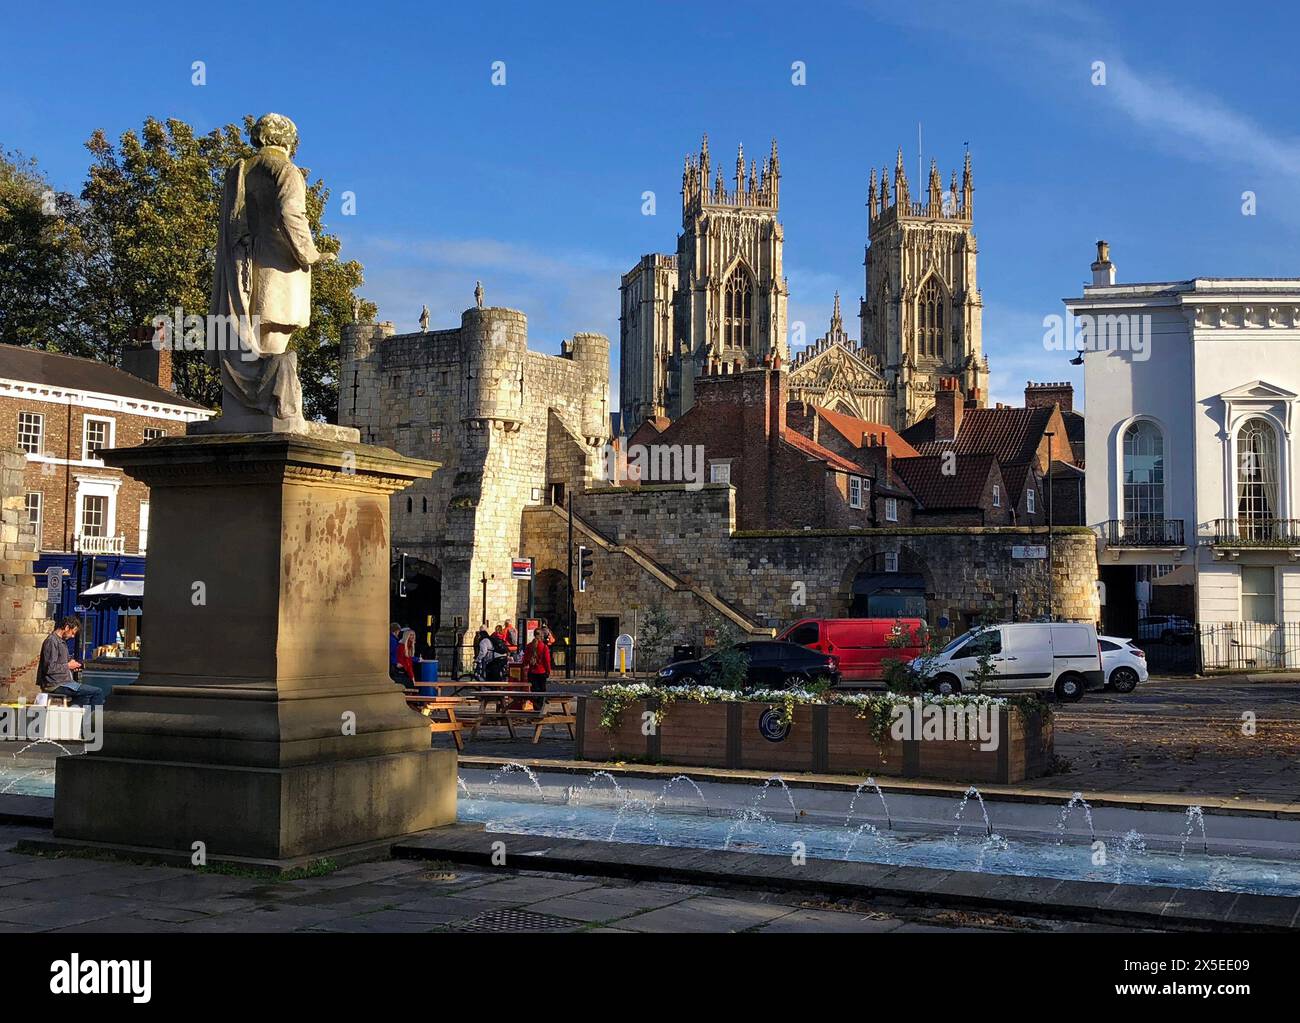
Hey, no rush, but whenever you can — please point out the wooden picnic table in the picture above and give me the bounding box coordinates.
[463,690,577,743]
[401,693,475,751]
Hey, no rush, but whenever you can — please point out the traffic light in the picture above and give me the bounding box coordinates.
[577,545,593,592]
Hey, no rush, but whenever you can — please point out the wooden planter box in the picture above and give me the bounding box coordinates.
[576,697,1053,784]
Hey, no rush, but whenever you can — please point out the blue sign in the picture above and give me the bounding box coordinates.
[758,707,790,743]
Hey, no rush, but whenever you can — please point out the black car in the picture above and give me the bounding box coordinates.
[657,641,839,689]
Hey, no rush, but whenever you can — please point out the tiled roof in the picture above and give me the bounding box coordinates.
[811,405,919,457]
[784,430,864,474]
[902,405,1054,465]
[892,453,998,510]
[0,344,208,410]
[627,416,671,448]
[999,461,1038,505]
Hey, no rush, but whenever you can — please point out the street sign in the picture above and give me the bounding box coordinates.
[45,568,62,598]
[1011,545,1047,559]
[511,557,533,579]
[614,633,635,673]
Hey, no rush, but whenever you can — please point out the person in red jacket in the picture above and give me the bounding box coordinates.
[395,627,417,686]
[523,634,552,692]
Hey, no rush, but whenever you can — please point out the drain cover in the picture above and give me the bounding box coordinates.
[458,908,583,932]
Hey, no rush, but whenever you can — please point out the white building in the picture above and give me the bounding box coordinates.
[1068,242,1300,670]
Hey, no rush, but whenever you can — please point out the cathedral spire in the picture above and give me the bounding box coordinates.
[928,158,942,210]
[749,159,757,195]
[894,148,909,208]
[831,292,843,332]
[700,132,710,182]
[868,168,878,221]
[962,147,973,215]
[880,166,890,208]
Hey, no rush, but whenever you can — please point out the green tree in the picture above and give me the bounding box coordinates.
[0,150,82,350]
[636,601,677,673]
[73,116,372,418]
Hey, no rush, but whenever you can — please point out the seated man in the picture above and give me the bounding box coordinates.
[38,617,104,709]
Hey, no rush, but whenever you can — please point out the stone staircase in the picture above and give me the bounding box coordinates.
[537,503,773,637]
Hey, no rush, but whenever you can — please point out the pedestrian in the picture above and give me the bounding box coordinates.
[476,627,495,677]
[505,620,519,656]
[38,617,103,710]
[523,632,552,692]
[395,627,417,686]
[389,622,403,684]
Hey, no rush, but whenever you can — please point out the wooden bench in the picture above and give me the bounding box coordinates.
[502,696,578,744]
[403,694,472,751]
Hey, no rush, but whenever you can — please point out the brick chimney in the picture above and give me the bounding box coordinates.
[739,364,787,527]
[934,376,964,443]
[1024,380,1074,412]
[122,339,173,391]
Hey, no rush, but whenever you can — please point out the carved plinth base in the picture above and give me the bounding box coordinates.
[54,433,454,860]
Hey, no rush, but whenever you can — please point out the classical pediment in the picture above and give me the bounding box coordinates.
[1219,379,1298,434]
[1219,380,1298,402]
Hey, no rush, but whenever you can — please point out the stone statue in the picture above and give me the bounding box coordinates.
[352,298,360,322]
[208,112,333,431]
[474,280,484,310]
[419,305,430,332]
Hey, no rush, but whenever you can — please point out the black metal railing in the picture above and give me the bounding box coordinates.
[1101,518,1185,546]
[1200,622,1300,671]
[1208,518,1300,546]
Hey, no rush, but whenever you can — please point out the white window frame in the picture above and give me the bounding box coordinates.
[23,491,42,547]
[992,484,1000,508]
[73,476,121,543]
[884,551,899,573]
[143,427,164,443]
[1027,487,1037,514]
[17,411,44,455]
[139,500,150,554]
[885,497,898,522]
[1240,565,1277,624]
[849,476,863,509]
[709,460,732,485]
[83,415,116,462]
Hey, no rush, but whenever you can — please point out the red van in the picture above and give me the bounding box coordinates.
[777,618,927,685]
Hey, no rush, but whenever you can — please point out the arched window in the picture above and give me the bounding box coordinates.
[1237,417,1279,540]
[724,268,753,350]
[918,276,944,358]
[1123,421,1165,539]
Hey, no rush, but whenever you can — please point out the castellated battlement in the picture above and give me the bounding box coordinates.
[339,302,611,650]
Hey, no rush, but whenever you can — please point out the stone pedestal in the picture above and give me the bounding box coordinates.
[54,433,456,861]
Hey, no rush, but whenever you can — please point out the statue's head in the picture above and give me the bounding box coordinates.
[251,113,299,155]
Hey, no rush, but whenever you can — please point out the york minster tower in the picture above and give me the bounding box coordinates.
[860,148,988,426]
[620,135,788,432]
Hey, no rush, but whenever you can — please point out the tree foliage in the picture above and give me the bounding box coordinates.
[0,117,374,420]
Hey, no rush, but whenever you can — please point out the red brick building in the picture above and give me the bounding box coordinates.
[640,362,912,530]
[0,343,212,650]
[899,378,1082,525]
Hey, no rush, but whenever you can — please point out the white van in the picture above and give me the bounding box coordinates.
[915,622,1103,702]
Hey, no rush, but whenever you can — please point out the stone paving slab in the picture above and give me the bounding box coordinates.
[757,908,904,933]
[618,895,795,933]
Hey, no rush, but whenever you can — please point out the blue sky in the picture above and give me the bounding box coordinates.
[3,0,1298,410]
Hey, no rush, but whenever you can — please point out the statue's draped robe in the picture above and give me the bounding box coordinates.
[209,150,318,422]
